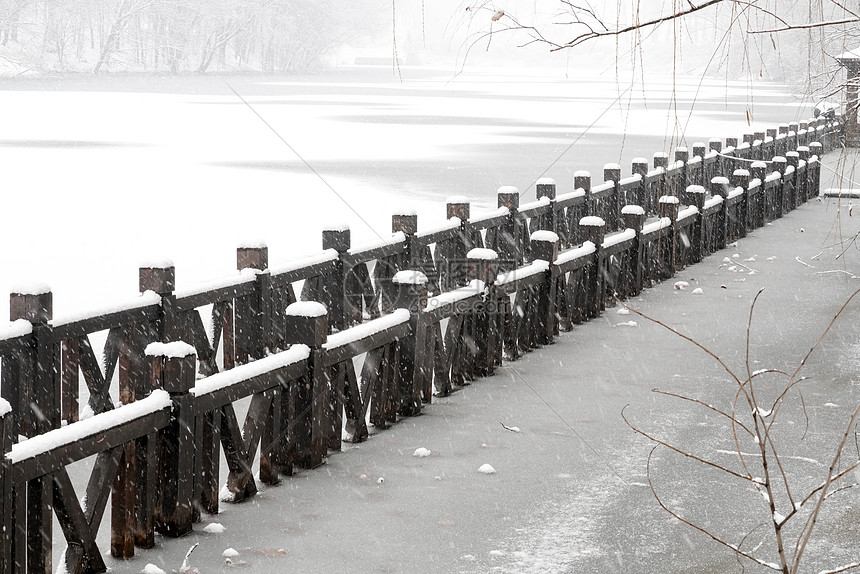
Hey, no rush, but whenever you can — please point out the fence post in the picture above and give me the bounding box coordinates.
[575,170,593,220]
[658,196,680,276]
[10,286,55,573]
[604,163,622,230]
[786,151,800,209]
[674,147,689,194]
[580,217,605,318]
[732,169,751,235]
[530,232,559,346]
[392,271,429,415]
[622,205,646,295]
[653,153,668,214]
[321,227,350,332]
[284,302,328,469]
[686,186,706,262]
[148,342,196,539]
[751,161,768,227]
[710,177,729,250]
[497,187,524,268]
[536,178,559,238]
[440,197,472,291]
[809,142,823,197]
[709,138,723,178]
[631,157,648,212]
[466,250,500,375]
[772,156,787,219]
[692,143,706,186]
[236,243,270,360]
[0,400,12,574]
[796,146,811,202]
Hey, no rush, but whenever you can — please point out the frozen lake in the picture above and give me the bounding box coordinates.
[0,65,808,314]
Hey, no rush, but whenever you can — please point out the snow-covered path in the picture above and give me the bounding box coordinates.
[117,150,860,574]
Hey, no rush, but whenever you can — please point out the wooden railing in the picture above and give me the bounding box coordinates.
[0,113,842,574]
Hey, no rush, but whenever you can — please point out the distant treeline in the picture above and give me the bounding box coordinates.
[0,0,384,74]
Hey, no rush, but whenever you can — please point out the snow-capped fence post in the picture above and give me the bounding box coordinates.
[652,153,668,214]
[236,243,270,363]
[470,250,502,374]
[0,398,12,574]
[140,262,178,343]
[754,131,766,160]
[603,164,623,231]
[732,169,751,236]
[580,217,606,319]
[750,161,768,227]
[674,147,689,194]
[392,271,429,414]
[686,187,707,264]
[148,342,196,539]
[766,128,777,157]
[726,137,738,149]
[497,187,525,268]
[771,156,787,219]
[622,205,646,294]
[392,210,419,266]
[530,233,558,346]
[786,151,800,209]
[321,227,350,332]
[796,146,811,202]
[789,122,800,150]
[692,143,707,187]
[9,285,56,572]
[631,158,648,212]
[799,122,810,146]
[536,178,558,234]
[808,142,822,197]
[439,197,473,291]
[575,171,593,219]
[709,178,729,251]
[284,302,328,469]
[709,138,723,176]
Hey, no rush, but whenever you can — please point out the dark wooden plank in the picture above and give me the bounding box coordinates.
[27,474,52,574]
[61,339,80,424]
[12,409,171,484]
[111,443,135,558]
[343,360,368,442]
[50,305,161,340]
[78,335,113,415]
[269,259,338,288]
[322,321,412,366]
[192,361,308,413]
[198,409,221,514]
[173,281,257,313]
[53,468,107,573]
[219,403,257,502]
[259,387,281,485]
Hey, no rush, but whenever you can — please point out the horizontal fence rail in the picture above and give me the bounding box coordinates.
[0,113,843,574]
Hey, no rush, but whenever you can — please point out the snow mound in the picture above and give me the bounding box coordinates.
[478,464,497,474]
[141,565,166,574]
[692,288,703,295]
[616,308,630,315]
[616,321,638,327]
[413,447,432,457]
[673,281,689,290]
[203,523,226,534]
[222,548,240,558]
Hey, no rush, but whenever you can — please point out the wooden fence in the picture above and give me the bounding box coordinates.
[0,114,843,574]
